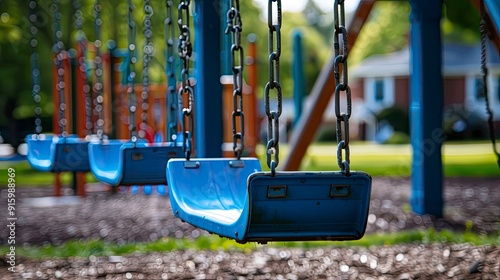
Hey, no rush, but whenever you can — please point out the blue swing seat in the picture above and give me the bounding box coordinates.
[89,139,183,186]
[167,158,372,244]
[26,134,91,172]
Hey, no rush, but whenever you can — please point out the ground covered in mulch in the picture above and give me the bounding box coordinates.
[1,177,499,279]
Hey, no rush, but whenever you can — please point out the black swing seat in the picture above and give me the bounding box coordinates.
[167,158,372,244]
[89,139,183,186]
[26,134,91,172]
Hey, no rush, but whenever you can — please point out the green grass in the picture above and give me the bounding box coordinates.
[0,142,496,260]
[0,142,497,187]
[0,161,96,187]
[1,229,498,260]
[258,142,500,177]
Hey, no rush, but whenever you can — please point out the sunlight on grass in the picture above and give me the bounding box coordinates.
[258,142,499,177]
[0,161,97,187]
[1,229,498,260]
[0,142,497,188]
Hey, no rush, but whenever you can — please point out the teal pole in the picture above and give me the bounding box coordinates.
[292,30,305,127]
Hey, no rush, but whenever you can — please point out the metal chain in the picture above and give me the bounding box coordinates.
[139,0,153,139]
[29,0,43,135]
[178,0,194,160]
[74,0,93,137]
[94,0,105,140]
[128,0,138,142]
[479,0,500,168]
[73,0,83,31]
[226,0,245,159]
[51,0,68,137]
[334,0,351,175]
[165,0,178,142]
[265,0,282,176]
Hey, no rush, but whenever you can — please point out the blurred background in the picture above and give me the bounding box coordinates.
[0,0,498,178]
[0,2,498,278]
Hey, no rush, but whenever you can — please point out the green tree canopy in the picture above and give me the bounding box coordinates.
[0,0,487,131]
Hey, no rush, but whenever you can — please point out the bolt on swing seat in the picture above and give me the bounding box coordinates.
[26,134,91,172]
[88,139,183,186]
[167,158,371,243]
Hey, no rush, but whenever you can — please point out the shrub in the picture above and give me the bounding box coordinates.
[376,107,410,134]
[385,131,410,144]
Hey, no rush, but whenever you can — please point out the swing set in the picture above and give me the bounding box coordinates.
[87,0,184,187]
[166,0,371,244]
[25,0,378,244]
[26,0,91,174]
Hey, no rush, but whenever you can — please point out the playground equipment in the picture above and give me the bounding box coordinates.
[129,184,168,196]
[292,30,306,127]
[88,0,183,187]
[479,0,500,167]
[281,0,499,217]
[167,0,372,244]
[25,0,91,174]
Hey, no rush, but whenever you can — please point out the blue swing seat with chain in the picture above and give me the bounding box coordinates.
[167,158,372,244]
[26,134,91,172]
[89,139,183,186]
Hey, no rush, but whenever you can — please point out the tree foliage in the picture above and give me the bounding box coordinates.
[0,0,486,132]
[0,0,330,127]
[349,1,411,66]
[442,0,481,43]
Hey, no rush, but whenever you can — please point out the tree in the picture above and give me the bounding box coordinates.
[0,0,332,120]
[349,1,411,66]
[442,0,480,43]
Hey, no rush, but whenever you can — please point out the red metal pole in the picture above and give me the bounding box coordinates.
[75,42,87,197]
[246,34,259,157]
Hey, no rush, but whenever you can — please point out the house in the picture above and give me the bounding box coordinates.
[347,42,500,141]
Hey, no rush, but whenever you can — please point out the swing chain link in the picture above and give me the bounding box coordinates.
[166,0,178,142]
[479,0,500,167]
[334,0,351,175]
[73,0,84,31]
[227,0,245,159]
[74,0,93,137]
[128,0,138,142]
[29,0,43,135]
[265,0,282,176]
[94,0,105,140]
[140,0,154,140]
[178,0,194,160]
[52,0,68,137]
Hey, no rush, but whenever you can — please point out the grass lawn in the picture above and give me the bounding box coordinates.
[258,142,499,177]
[0,142,498,187]
[0,161,95,187]
[0,142,497,259]
[1,228,499,259]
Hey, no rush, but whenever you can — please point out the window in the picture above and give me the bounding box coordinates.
[475,77,486,100]
[498,76,500,102]
[364,77,395,114]
[466,74,500,120]
[375,79,384,102]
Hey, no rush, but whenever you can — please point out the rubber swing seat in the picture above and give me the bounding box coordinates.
[26,134,91,172]
[89,139,183,186]
[167,158,372,244]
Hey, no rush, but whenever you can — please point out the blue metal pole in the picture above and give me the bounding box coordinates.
[408,0,444,217]
[194,0,223,158]
[220,0,232,75]
[292,30,305,127]
[485,0,500,31]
